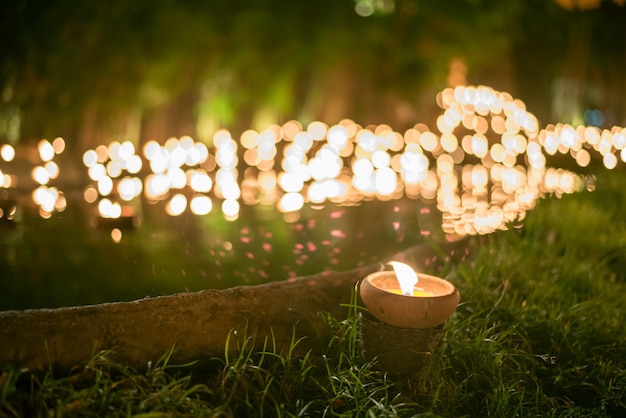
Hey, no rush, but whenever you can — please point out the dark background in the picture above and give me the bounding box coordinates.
[1,0,625,155]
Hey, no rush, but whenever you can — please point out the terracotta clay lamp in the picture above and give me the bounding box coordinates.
[360,261,460,329]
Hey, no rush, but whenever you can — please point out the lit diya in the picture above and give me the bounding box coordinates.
[359,261,460,329]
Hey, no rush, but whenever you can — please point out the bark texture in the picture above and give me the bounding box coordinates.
[0,238,470,373]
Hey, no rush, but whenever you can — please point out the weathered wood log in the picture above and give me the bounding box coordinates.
[0,238,470,373]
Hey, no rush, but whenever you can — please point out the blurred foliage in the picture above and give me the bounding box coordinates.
[0,0,625,144]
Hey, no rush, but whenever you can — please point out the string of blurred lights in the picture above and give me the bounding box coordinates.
[1,85,624,237]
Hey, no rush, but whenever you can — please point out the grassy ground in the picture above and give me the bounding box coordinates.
[2,168,626,417]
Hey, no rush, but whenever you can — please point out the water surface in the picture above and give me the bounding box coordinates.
[0,192,435,310]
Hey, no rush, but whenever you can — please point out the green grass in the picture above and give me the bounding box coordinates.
[2,169,626,417]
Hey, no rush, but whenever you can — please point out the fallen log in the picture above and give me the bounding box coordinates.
[0,237,471,373]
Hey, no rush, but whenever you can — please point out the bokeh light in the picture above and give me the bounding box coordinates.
[70,85,626,235]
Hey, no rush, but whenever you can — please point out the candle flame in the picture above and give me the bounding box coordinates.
[388,261,418,296]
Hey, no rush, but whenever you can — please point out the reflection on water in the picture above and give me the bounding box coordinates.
[0,85,621,309]
[437,164,584,236]
[0,193,432,310]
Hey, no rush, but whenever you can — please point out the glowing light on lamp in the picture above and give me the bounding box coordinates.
[31,166,50,185]
[118,177,142,201]
[190,195,213,215]
[1,144,15,162]
[222,199,240,219]
[38,140,55,162]
[98,198,122,218]
[166,194,187,216]
[278,192,304,213]
[387,261,418,295]
[360,263,459,329]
